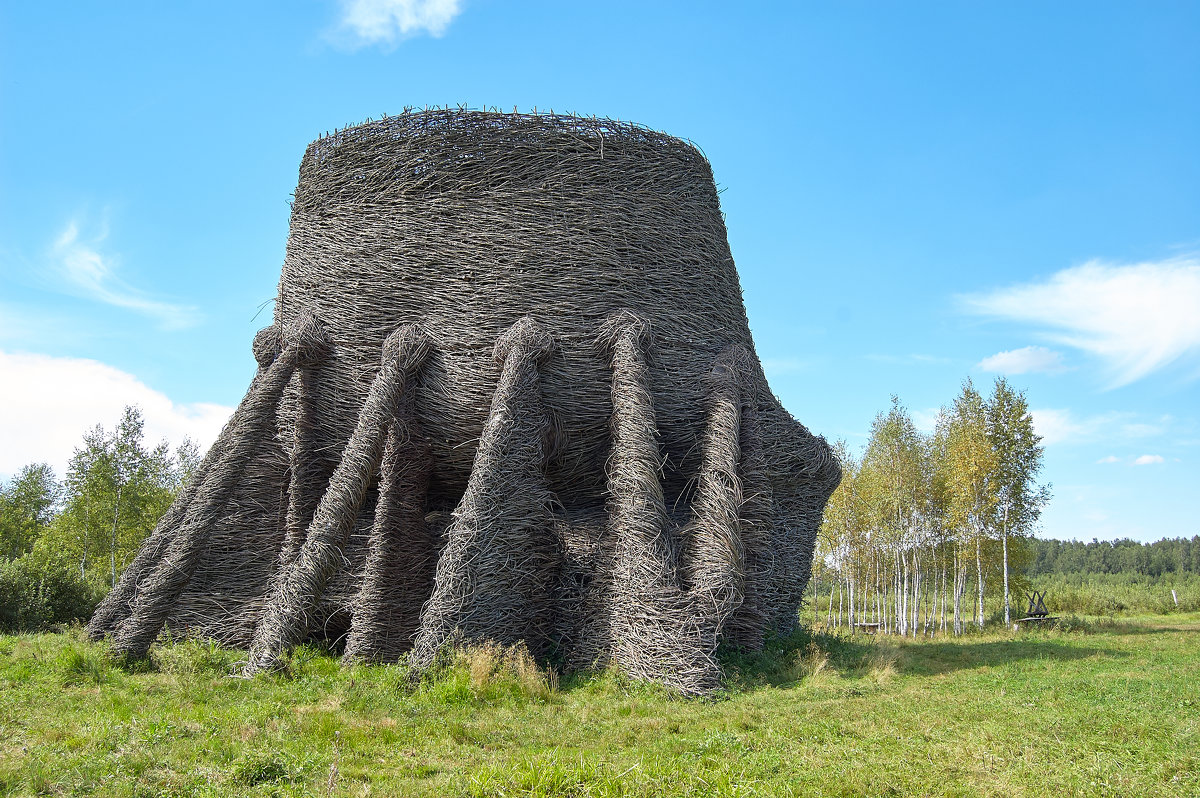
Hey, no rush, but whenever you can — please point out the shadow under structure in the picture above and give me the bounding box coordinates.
[88,109,841,696]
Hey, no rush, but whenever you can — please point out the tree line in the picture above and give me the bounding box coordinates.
[14,389,1190,634]
[1028,536,1200,578]
[812,377,1050,635]
[0,406,197,631]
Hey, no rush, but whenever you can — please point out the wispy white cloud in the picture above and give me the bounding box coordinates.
[0,350,231,480]
[1133,454,1164,466]
[1096,455,1120,464]
[961,256,1200,387]
[335,0,462,48]
[1030,408,1087,446]
[1030,408,1170,447]
[51,220,200,330]
[978,345,1067,375]
[911,407,940,434]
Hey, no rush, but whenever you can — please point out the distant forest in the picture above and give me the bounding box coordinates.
[1028,537,1200,578]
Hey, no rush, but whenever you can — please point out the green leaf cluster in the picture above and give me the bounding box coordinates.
[0,405,198,631]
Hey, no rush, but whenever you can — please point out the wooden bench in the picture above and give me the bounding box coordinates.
[1013,615,1058,631]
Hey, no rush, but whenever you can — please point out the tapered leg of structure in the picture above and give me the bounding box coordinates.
[598,315,749,695]
[767,491,824,636]
[409,317,557,670]
[723,387,774,651]
[759,380,841,636]
[87,328,285,642]
[598,311,688,683]
[279,363,333,569]
[279,318,335,569]
[342,399,433,663]
[109,331,305,659]
[245,325,430,674]
[87,439,216,641]
[663,347,748,693]
[683,348,747,614]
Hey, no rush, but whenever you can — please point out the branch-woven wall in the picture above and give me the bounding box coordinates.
[89,109,841,695]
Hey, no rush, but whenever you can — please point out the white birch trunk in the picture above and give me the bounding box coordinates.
[109,483,123,589]
[1002,501,1011,627]
[975,529,985,630]
[827,578,835,629]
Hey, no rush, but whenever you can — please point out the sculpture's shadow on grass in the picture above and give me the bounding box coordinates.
[1117,624,1200,636]
[1067,617,1200,636]
[899,638,1125,677]
[719,629,1126,691]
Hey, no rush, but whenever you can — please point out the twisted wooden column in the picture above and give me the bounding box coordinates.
[244,325,430,675]
[109,318,332,659]
[278,322,335,569]
[723,377,774,651]
[598,311,686,682]
[342,362,434,664]
[86,326,284,642]
[598,312,749,695]
[410,317,558,670]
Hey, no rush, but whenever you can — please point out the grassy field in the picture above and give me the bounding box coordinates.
[1028,573,1200,616]
[1,615,1197,797]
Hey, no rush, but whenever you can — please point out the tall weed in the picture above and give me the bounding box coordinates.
[56,644,114,686]
[152,637,242,677]
[421,640,557,705]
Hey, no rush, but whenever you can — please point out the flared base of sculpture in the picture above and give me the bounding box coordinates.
[89,312,837,695]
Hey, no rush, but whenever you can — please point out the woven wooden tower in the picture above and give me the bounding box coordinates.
[89,110,841,695]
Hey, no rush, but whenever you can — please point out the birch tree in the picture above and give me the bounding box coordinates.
[862,397,924,635]
[41,406,185,586]
[942,381,997,630]
[0,465,60,561]
[985,378,1051,625]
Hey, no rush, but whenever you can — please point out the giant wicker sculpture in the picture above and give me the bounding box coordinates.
[88,109,841,695]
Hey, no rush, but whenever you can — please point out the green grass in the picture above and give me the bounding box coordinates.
[1,616,1197,797]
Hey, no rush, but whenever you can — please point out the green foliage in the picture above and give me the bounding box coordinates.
[0,406,199,633]
[1021,537,1200,617]
[0,464,59,561]
[985,377,1050,538]
[862,395,925,543]
[56,644,115,686]
[151,637,244,677]
[815,378,1050,635]
[46,406,180,588]
[941,379,997,539]
[232,751,313,786]
[418,641,558,705]
[1031,572,1200,615]
[0,555,103,632]
[1029,536,1200,577]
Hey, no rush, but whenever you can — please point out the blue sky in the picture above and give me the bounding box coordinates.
[1,1,1197,542]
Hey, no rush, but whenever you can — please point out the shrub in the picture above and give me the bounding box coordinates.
[0,556,103,633]
[231,752,311,786]
[1031,573,1200,616]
